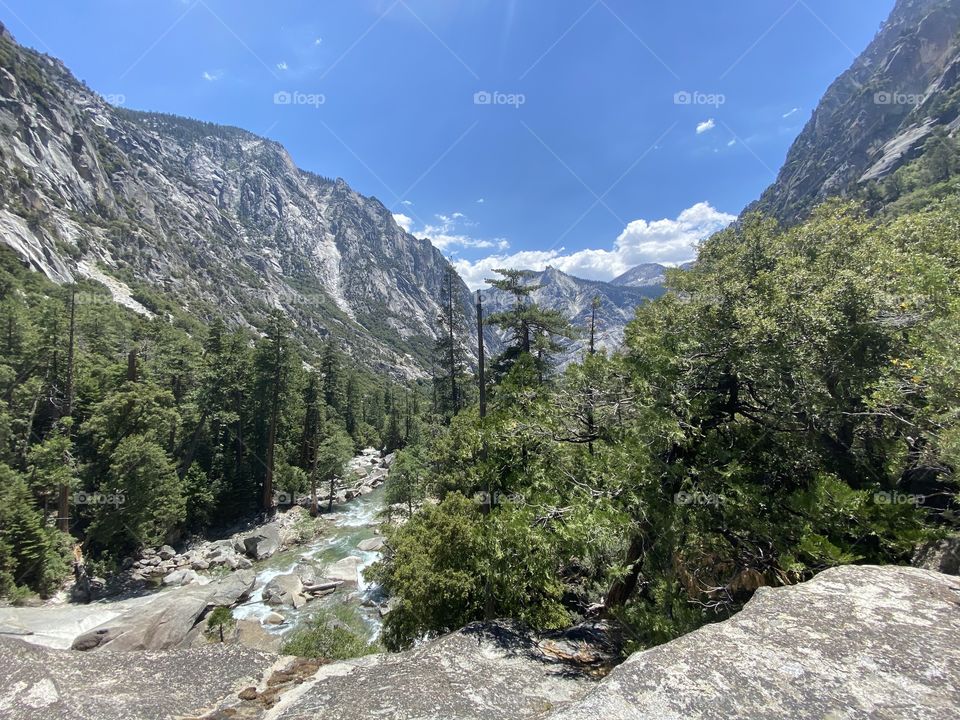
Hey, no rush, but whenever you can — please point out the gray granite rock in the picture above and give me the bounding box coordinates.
[0,635,275,720]
[547,565,960,720]
[267,623,595,720]
[71,572,257,652]
[243,524,281,560]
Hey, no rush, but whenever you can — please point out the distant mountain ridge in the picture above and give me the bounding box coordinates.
[611,263,668,288]
[481,266,664,364]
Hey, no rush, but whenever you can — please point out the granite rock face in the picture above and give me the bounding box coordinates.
[751,0,960,224]
[480,266,664,366]
[0,566,957,719]
[262,623,598,720]
[547,565,960,720]
[0,24,475,378]
[70,571,255,651]
[0,637,276,720]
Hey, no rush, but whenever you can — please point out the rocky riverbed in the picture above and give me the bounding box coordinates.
[0,449,394,653]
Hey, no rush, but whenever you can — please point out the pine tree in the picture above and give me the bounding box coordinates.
[486,269,572,379]
[433,267,469,418]
[253,311,295,513]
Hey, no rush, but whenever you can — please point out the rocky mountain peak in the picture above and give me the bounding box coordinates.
[750,0,960,223]
[0,28,475,378]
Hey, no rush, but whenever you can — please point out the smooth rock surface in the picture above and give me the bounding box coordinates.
[265,623,595,720]
[323,556,363,584]
[70,572,257,651]
[0,636,275,720]
[547,565,960,720]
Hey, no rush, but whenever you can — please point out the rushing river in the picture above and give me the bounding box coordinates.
[232,485,387,642]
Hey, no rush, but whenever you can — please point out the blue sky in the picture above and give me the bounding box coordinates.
[1,1,894,288]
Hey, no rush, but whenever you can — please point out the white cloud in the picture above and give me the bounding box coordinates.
[202,70,223,81]
[452,202,735,289]
[277,61,289,71]
[782,107,799,118]
[392,213,414,232]
[696,118,716,134]
[400,200,413,206]
[727,139,737,147]
[405,212,510,253]
[452,250,563,291]
[476,198,485,204]
[314,38,323,46]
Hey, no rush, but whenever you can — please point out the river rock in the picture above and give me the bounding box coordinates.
[323,556,362,584]
[205,570,256,607]
[243,523,281,560]
[236,618,283,652]
[157,545,176,560]
[70,573,257,652]
[71,588,212,651]
[357,537,384,552]
[161,569,204,587]
[262,573,307,608]
[264,612,285,625]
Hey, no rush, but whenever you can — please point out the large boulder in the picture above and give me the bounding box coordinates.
[547,565,960,719]
[161,569,203,587]
[323,556,363,584]
[914,533,960,576]
[262,573,308,609]
[357,537,384,552]
[242,523,281,560]
[70,587,213,652]
[205,569,256,607]
[71,572,257,652]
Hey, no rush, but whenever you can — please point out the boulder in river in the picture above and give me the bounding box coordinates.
[205,569,256,607]
[357,537,384,552]
[242,523,281,560]
[323,556,362,584]
[262,573,308,609]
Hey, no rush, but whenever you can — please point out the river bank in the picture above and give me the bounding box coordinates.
[0,449,394,653]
